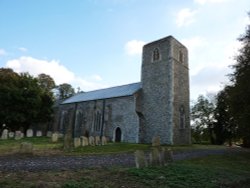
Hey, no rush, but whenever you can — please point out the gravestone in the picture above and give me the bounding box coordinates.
[21,132,24,138]
[81,136,89,146]
[51,133,59,142]
[161,147,173,165]
[152,136,161,147]
[95,136,100,145]
[19,142,33,154]
[74,138,81,148]
[46,131,52,137]
[8,132,14,138]
[135,150,148,168]
[101,136,107,145]
[149,148,161,166]
[58,133,64,138]
[1,129,8,139]
[15,131,22,140]
[36,130,42,137]
[26,129,33,137]
[89,136,95,146]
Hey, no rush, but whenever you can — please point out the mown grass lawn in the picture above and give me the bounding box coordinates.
[0,137,249,187]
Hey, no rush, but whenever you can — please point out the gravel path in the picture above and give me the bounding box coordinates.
[0,148,244,172]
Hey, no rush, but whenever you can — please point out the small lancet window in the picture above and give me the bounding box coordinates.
[152,48,160,61]
[179,51,184,63]
[179,105,185,129]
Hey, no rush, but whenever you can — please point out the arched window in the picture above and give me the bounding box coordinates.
[179,105,185,129]
[59,111,67,134]
[152,48,160,61]
[75,110,83,137]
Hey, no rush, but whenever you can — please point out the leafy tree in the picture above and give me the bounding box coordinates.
[0,69,54,132]
[37,73,56,92]
[57,83,75,99]
[214,87,237,145]
[228,14,250,147]
[191,95,216,144]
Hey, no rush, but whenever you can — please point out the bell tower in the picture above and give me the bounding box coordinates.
[139,36,191,145]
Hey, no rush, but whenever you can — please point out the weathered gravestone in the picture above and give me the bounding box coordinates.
[46,131,52,137]
[26,129,33,137]
[36,130,42,137]
[152,136,161,147]
[101,136,107,145]
[15,131,22,140]
[160,147,173,165]
[81,136,89,146]
[89,136,95,146]
[149,148,161,166]
[1,129,8,139]
[51,132,59,142]
[8,132,14,138]
[19,142,33,154]
[74,138,81,148]
[95,136,100,145]
[135,150,148,168]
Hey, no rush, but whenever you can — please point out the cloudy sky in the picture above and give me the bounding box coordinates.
[0,0,249,100]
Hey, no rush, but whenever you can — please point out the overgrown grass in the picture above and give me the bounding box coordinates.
[0,152,249,187]
[0,136,227,156]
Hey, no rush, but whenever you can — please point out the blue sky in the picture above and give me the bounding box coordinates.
[0,0,249,100]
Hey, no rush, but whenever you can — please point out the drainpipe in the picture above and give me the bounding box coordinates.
[72,102,78,138]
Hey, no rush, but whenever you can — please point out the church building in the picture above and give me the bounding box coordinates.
[55,36,191,145]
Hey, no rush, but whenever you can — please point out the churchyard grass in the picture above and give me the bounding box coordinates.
[0,151,249,187]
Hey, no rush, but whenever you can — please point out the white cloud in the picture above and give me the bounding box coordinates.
[91,74,103,81]
[0,49,7,56]
[5,56,106,91]
[175,8,197,27]
[125,40,145,56]
[194,0,228,5]
[181,36,206,54]
[18,47,28,52]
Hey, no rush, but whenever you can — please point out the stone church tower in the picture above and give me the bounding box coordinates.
[139,36,191,145]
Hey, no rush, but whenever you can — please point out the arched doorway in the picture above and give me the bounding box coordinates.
[115,127,122,142]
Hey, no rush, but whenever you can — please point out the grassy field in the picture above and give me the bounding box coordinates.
[0,137,249,187]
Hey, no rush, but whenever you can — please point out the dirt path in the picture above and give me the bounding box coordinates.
[0,147,245,172]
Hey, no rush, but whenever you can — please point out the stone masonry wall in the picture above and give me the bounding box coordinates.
[58,95,139,143]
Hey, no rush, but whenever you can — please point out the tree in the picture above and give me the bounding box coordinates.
[0,69,54,132]
[214,87,237,145]
[57,83,75,99]
[191,95,216,144]
[37,73,56,92]
[228,14,250,147]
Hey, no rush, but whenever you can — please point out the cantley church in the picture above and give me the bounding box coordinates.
[53,36,191,145]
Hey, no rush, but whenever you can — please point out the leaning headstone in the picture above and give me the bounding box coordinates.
[20,132,24,138]
[95,136,100,145]
[152,136,161,147]
[74,138,81,148]
[26,129,33,137]
[19,142,33,154]
[1,129,8,139]
[51,133,59,142]
[81,136,89,146]
[15,131,22,140]
[58,133,64,138]
[101,136,107,145]
[46,131,52,137]
[160,147,173,165]
[36,130,42,137]
[149,148,161,166]
[89,136,95,146]
[8,132,14,138]
[135,150,148,169]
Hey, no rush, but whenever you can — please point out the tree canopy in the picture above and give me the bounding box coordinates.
[0,69,55,132]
